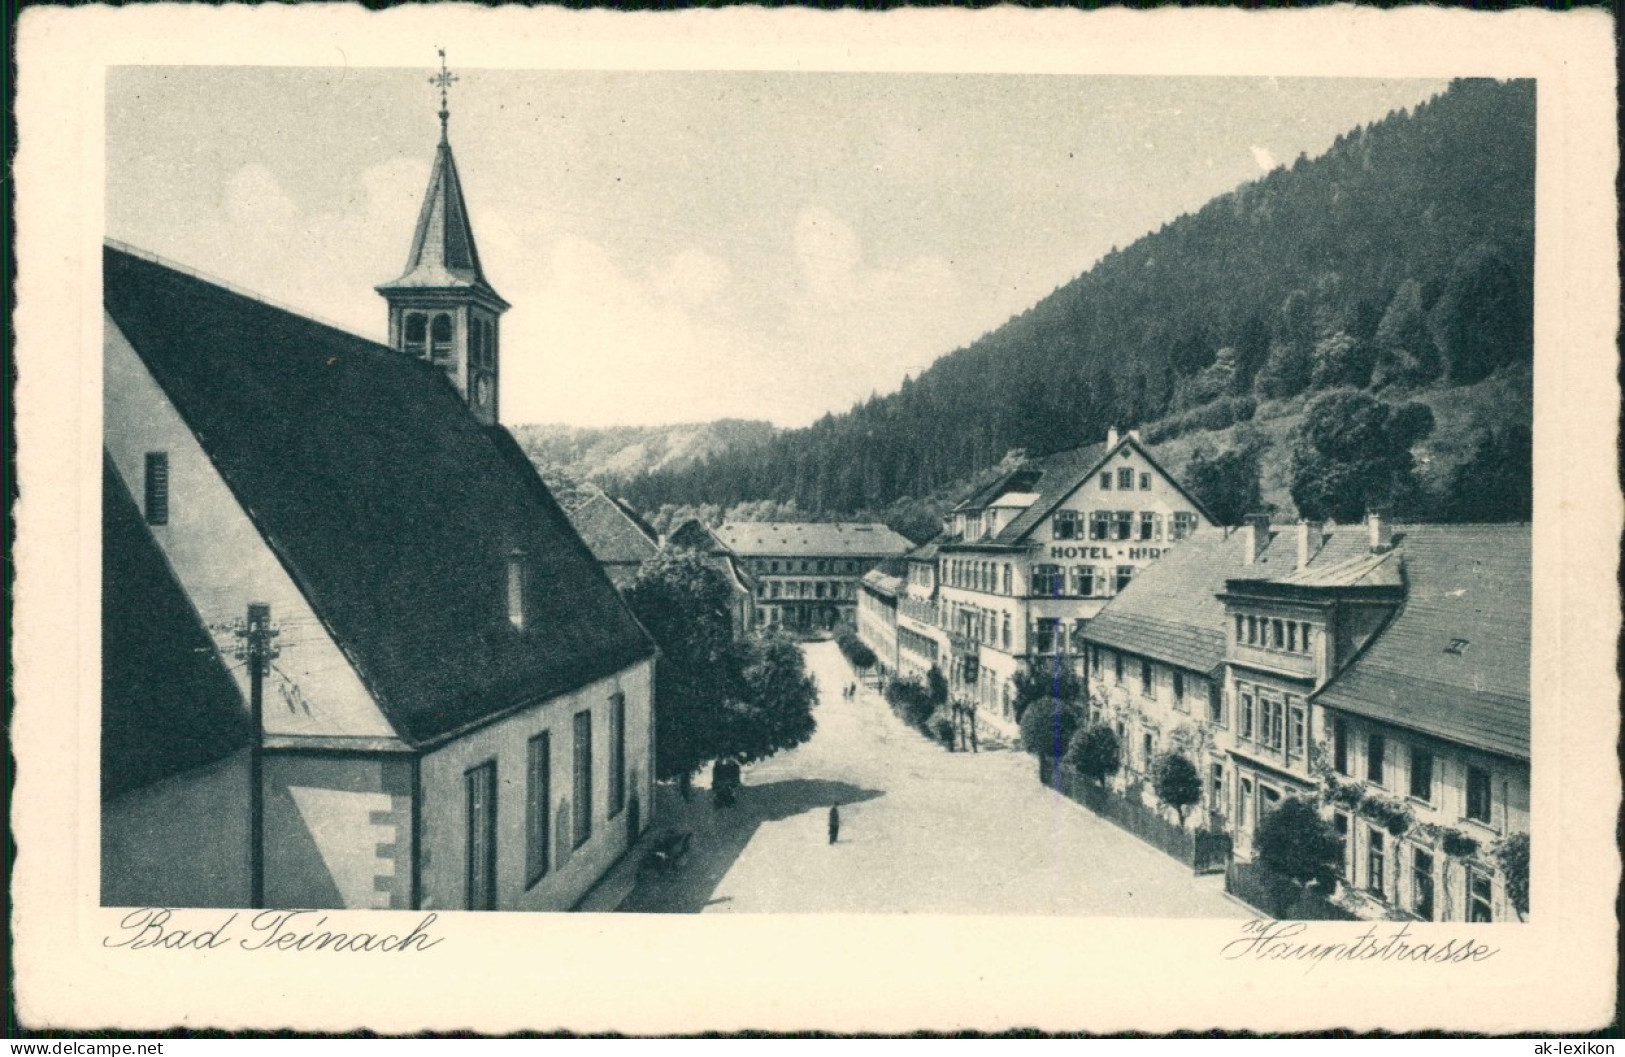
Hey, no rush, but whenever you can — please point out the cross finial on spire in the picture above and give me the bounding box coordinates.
[430,47,459,140]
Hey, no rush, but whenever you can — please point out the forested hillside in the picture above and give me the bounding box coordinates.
[607,79,1536,536]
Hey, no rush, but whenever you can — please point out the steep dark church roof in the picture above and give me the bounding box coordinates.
[105,244,653,748]
[375,136,508,310]
[102,454,252,800]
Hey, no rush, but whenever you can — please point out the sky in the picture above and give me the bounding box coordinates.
[106,68,1448,428]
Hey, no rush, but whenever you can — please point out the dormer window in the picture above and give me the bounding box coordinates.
[1445,638,1470,655]
[507,551,527,630]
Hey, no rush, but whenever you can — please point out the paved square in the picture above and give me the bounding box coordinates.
[618,642,1247,917]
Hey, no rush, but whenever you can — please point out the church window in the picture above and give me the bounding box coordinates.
[430,313,454,360]
[404,313,428,358]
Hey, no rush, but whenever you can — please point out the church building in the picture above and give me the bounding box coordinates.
[101,63,657,913]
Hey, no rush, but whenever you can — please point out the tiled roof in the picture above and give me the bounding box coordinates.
[715,521,913,558]
[1276,548,1403,588]
[1082,530,1259,674]
[105,245,653,748]
[102,456,253,800]
[1315,525,1530,761]
[611,497,662,545]
[989,443,1108,542]
[566,491,660,566]
[861,568,904,598]
[949,436,1218,549]
[1083,525,1373,674]
[666,517,726,553]
[906,536,947,562]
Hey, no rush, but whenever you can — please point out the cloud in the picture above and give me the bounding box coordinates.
[793,206,863,303]
[503,237,760,426]
[1250,144,1279,172]
[223,164,299,228]
[653,248,730,306]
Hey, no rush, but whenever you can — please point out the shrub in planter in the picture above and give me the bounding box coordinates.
[930,713,958,750]
[1358,792,1415,837]
[1020,699,1083,759]
[1441,828,1481,860]
[1065,723,1122,786]
[1321,776,1366,812]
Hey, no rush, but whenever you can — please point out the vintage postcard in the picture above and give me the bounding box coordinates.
[12,3,1620,1035]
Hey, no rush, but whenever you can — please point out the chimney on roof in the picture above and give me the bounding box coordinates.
[1296,519,1324,571]
[1127,429,1142,442]
[1106,426,1120,449]
[1367,509,1393,554]
[1241,512,1271,565]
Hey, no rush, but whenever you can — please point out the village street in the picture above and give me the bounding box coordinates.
[610,642,1248,916]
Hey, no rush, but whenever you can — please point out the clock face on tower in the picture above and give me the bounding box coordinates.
[474,375,492,409]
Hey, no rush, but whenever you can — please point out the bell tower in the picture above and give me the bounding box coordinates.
[377,50,510,426]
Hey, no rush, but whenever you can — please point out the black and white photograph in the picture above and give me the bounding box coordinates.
[13,5,1620,1036]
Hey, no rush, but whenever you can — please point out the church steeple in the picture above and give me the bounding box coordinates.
[377,50,509,426]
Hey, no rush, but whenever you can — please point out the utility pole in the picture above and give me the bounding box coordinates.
[235,602,278,909]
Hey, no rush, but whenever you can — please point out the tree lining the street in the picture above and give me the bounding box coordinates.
[624,550,818,780]
[1011,654,1085,725]
[1020,697,1084,761]
[836,629,877,670]
[1065,723,1122,786]
[1152,752,1204,827]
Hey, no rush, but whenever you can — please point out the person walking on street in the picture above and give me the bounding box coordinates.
[828,804,840,845]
